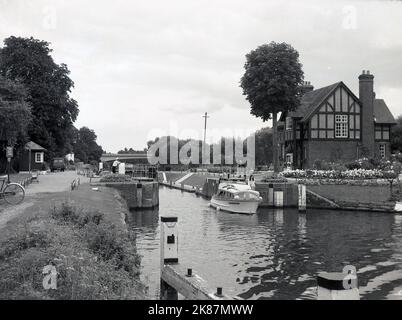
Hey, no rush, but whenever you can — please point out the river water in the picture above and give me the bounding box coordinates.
[127,186,402,300]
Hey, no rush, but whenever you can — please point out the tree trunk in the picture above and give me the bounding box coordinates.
[272,111,278,173]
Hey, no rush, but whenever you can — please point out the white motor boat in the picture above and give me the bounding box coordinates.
[210,181,262,215]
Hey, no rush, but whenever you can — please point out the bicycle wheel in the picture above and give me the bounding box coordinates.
[3,183,25,205]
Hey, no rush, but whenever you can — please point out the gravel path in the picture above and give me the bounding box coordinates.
[0,171,90,229]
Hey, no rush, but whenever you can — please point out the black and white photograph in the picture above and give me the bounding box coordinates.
[1,0,402,314]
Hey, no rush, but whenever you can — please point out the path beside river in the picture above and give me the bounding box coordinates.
[0,171,127,231]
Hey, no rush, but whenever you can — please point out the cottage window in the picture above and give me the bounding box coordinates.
[335,115,348,138]
[383,128,389,140]
[286,117,293,130]
[35,152,44,163]
[379,144,386,159]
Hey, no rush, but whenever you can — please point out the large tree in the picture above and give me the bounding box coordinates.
[73,127,103,163]
[240,42,304,172]
[0,76,31,172]
[0,36,79,158]
[254,127,273,166]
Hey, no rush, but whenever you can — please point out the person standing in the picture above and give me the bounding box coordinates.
[112,158,120,174]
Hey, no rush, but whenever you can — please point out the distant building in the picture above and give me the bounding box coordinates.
[278,70,396,169]
[18,141,46,172]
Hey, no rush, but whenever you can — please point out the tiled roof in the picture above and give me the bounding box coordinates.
[25,141,46,151]
[373,99,396,124]
[288,82,341,121]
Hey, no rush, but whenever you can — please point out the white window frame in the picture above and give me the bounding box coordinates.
[35,152,44,163]
[379,144,386,159]
[335,115,348,138]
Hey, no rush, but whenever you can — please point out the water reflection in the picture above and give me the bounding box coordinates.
[127,186,402,300]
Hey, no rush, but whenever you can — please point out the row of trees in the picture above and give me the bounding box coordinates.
[143,127,273,167]
[0,36,103,170]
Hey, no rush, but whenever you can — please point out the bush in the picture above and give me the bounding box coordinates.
[51,202,103,227]
[83,223,140,277]
[0,204,146,299]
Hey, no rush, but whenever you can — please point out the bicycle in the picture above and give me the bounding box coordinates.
[0,175,25,205]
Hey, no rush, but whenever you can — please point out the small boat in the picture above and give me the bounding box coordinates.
[210,181,262,214]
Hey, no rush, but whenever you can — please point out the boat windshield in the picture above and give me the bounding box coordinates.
[235,192,260,200]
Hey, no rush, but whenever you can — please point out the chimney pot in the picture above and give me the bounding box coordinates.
[362,70,366,74]
[367,70,370,75]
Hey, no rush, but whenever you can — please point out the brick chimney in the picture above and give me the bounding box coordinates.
[300,81,314,94]
[358,70,375,157]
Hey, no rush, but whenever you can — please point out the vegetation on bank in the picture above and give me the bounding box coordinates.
[0,202,146,299]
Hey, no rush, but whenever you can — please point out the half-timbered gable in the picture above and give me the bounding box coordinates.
[307,83,361,141]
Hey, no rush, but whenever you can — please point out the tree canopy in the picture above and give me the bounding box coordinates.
[0,36,79,158]
[240,42,304,171]
[73,127,103,163]
[0,76,31,145]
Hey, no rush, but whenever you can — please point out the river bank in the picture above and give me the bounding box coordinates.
[0,172,147,299]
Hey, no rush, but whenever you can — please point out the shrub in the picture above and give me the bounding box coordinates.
[51,202,103,227]
[83,223,140,278]
[0,204,146,300]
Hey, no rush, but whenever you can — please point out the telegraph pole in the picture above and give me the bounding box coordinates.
[202,112,209,167]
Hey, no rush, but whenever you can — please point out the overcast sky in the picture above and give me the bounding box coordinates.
[1,0,402,152]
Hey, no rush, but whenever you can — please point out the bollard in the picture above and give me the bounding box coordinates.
[186,268,193,277]
[298,184,306,212]
[160,216,179,266]
[317,269,359,300]
[216,287,223,297]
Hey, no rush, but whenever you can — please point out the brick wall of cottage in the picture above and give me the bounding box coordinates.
[305,140,360,168]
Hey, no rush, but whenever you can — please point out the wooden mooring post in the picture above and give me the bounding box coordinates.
[160,216,232,300]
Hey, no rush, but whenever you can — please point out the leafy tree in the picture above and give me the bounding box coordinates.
[0,76,31,172]
[391,115,402,153]
[240,42,304,172]
[254,127,273,166]
[0,36,79,158]
[73,127,103,163]
[118,147,147,154]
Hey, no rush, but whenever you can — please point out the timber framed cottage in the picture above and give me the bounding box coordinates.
[278,71,396,169]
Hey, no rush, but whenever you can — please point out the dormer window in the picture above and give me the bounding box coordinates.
[335,115,348,138]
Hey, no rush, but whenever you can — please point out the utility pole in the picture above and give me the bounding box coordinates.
[202,112,209,167]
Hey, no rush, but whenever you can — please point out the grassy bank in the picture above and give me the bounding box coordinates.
[0,202,147,299]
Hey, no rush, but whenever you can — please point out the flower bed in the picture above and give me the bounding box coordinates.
[280,168,396,180]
